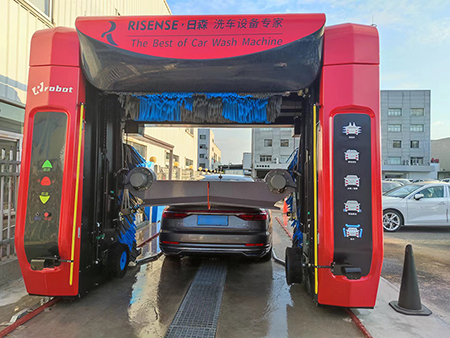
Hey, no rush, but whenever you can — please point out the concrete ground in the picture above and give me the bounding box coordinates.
[2,215,450,337]
[382,226,450,324]
[2,214,363,338]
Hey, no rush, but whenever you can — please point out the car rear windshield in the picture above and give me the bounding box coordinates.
[385,184,423,198]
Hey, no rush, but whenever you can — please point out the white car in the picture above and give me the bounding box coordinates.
[343,200,361,213]
[342,123,361,136]
[382,182,450,231]
[344,175,360,187]
[344,149,359,161]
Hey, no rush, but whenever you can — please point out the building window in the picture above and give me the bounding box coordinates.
[410,124,424,132]
[200,135,206,139]
[388,124,402,132]
[264,139,272,147]
[199,154,205,158]
[280,139,289,147]
[411,140,419,148]
[388,157,401,165]
[199,144,207,149]
[260,155,272,162]
[411,157,424,165]
[388,108,402,116]
[392,140,402,148]
[199,163,206,168]
[411,108,424,116]
[129,142,147,158]
[26,0,52,18]
[186,158,193,167]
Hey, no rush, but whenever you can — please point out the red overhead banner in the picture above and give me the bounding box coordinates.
[76,14,325,60]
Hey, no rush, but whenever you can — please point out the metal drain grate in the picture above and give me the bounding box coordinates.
[165,260,227,338]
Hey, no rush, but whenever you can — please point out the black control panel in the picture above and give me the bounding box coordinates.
[24,112,67,262]
[333,113,372,276]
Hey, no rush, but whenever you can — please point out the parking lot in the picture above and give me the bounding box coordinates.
[383,226,450,324]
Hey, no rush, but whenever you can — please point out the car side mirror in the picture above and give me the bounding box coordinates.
[414,193,424,200]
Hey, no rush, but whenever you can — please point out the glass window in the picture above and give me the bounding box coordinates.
[280,139,289,147]
[259,155,272,162]
[185,158,193,167]
[393,140,402,148]
[199,135,206,139]
[411,108,424,116]
[385,185,424,198]
[199,144,207,149]
[417,186,444,199]
[388,124,402,132]
[388,108,402,116]
[388,157,401,165]
[281,128,293,131]
[264,139,272,147]
[27,0,52,17]
[411,140,419,148]
[410,124,424,132]
[199,154,205,158]
[199,163,206,168]
[129,142,147,158]
[411,157,424,165]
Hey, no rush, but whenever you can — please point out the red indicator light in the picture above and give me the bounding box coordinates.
[245,243,264,247]
[162,211,188,219]
[41,176,51,186]
[162,241,179,245]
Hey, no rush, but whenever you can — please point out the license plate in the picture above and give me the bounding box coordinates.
[197,215,228,226]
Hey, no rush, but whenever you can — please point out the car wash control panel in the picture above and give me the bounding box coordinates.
[333,113,373,276]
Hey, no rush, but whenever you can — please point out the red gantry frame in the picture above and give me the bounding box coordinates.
[15,14,383,307]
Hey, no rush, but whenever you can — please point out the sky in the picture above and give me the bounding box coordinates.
[169,0,450,164]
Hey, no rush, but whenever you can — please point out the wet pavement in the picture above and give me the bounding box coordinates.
[3,213,364,338]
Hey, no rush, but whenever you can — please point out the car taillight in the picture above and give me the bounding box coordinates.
[162,241,179,245]
[162,211,188,219]
[245,243,264,247]
[238,212,268,221]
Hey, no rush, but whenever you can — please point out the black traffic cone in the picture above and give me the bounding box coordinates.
[389,244,431,316]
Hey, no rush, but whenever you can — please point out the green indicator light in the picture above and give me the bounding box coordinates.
[39,194,50,204]
[42,160,53,169]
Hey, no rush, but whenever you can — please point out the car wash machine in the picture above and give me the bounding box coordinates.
[15,13,383,307]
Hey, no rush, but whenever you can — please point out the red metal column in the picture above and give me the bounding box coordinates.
[15,28,85,296]
[317,24,383,307]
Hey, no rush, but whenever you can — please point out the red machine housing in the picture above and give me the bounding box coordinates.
[15,28,85,296]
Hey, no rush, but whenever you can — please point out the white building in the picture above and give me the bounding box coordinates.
[127,127,198,180]
[251,128,296,178]
[381,90,435,179]
[198,129,222,170]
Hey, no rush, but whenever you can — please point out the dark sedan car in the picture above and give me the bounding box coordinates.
[159,175,273,260]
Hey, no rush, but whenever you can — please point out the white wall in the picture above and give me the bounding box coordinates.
[141,127,198,170]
